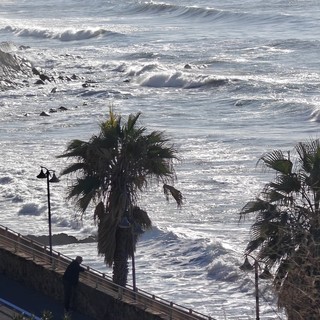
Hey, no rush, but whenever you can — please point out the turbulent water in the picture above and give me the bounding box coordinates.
[1,0,320,319]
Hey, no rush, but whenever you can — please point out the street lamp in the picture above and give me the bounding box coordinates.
[37,166,60,257]
[240,254,273,320]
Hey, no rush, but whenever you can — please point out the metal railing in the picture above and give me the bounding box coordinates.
[0,225,215,320]
[0,298,41,320]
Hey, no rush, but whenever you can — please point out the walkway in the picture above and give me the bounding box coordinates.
[0,273,94,320]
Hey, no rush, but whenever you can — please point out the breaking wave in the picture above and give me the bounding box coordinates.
[130,1,312,27]
[3,26,121,42]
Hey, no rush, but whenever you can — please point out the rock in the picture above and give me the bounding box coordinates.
[26,233,97,246]
[40,74,52,82]
[39,111,50,116]
[19,45,30,50]
[35,79,45,85]
[32,67,41,76]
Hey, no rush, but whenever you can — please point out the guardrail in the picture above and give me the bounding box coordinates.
[0,225,215,320]
[0,298,42,320]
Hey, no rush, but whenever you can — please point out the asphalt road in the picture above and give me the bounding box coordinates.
[0,273,95,320]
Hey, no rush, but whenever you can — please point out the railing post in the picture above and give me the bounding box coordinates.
[52,255,56,270]
[31,241,35,261]
[57,252,60,269]
[170,302,174,320]
[118,287,123,300]
[14,234,21,253]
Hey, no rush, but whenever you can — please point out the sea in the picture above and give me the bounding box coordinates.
[1,0,320,319]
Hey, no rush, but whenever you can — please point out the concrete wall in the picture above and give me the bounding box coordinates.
[0,248,164,320]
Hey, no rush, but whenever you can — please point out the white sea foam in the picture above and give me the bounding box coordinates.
[4,26,118,41]
[0,0,317,318]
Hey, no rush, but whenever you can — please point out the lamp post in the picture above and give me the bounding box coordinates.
[119,216,143,292]
[37,166,60,257]
[240,254,273,320]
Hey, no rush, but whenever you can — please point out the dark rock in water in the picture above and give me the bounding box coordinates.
[19,45,30,50]
[51,87,57,93]
[40,74,52,82]
[32,67,41,76]
[49,108,57,113]
[26,233,97,246]
[58,106,68,111]
[39,111,50,116]
[184,64,192,69]
[35,79,45,85]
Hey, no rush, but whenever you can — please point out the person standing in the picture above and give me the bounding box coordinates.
[63,256,85,313]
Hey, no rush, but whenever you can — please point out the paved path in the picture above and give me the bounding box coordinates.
[0,273,95,320]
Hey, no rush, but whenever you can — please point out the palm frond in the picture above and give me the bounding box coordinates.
[132,206,152,229]
[259,150,292,174]
[163,184,183,207]
[269,174,301,194]
[239,199,276,216]
[57,139,88,159]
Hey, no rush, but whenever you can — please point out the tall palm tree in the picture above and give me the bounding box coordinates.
[239,139,320,319]
[58,109,182,287]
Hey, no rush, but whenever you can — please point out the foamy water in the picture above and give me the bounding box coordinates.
[1,0,320,318]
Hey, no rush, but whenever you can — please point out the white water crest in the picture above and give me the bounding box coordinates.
[1,0,320,319]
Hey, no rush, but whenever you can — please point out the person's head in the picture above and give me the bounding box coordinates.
[75,256,83,264]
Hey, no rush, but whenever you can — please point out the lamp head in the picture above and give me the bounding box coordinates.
[259,267,273,280]
[119,216,131,229]
[37,168,47,179]
[49,172,60,183]
[240,256,254,271]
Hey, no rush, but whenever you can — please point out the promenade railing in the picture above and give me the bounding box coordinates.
[0,225,215,320]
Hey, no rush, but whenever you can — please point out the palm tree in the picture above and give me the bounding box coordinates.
[58,109,182,287]
[239,139,320,319]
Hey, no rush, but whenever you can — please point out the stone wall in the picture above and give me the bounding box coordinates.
[0,248,164,320]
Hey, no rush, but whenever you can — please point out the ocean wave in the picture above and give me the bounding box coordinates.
[131,1,309,26]
[4,26,120,41]
[208,258,240,282]
[132,1,226,20]
[140,226,224,268]
[0,41,18,53]
[141,226,179,242]
[136,69,229,89]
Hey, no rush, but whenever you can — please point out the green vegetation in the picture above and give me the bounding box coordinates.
[58,109,182,287]
[240,139,320,319]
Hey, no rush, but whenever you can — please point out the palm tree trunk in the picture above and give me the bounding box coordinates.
[112,227,130,287]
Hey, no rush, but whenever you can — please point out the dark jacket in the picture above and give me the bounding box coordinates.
[63,260,85,286]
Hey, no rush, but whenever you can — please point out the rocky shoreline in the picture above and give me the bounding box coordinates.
[26,233,97,246]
